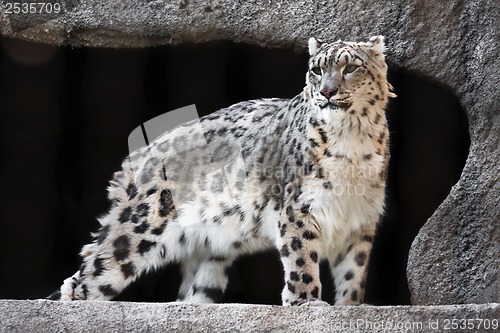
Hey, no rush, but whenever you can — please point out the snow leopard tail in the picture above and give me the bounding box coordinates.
[46,164,142,301]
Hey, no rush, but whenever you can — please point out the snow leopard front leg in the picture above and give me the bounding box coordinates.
[329,223,376,305]
[278,202,323,306]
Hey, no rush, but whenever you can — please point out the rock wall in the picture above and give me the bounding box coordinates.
[1,0,498,305]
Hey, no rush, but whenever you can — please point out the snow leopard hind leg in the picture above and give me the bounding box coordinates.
[176,255,236,303]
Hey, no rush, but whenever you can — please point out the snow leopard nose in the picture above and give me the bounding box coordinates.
[320,88,338,99]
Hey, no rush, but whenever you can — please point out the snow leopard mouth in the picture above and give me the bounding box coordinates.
[320,100,351,111]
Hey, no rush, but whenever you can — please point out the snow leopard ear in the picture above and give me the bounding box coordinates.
[366,35,388,66]
[308,37,323,56]
[368,35,386,58]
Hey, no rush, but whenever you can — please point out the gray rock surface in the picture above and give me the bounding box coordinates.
[1,300,499,333]
[0,0,498,305]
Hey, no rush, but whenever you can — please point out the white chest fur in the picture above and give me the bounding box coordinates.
[304,118,387,256]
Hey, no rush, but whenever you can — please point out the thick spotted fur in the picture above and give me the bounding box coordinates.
[48,36,395,306]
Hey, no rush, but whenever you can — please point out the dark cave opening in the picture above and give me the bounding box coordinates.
[0,39,470,305]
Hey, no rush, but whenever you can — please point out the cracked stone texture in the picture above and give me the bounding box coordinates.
[0,0,498,305]
[1,300,499,333]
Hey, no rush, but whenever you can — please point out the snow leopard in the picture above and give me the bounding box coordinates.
[48,36,396,306]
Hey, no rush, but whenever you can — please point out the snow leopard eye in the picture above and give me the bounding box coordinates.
[343,64,359,75]
[311,67,322,75]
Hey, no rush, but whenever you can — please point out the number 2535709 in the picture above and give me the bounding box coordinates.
[5,2,61,14]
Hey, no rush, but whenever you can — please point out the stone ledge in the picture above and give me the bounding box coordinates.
[0,300,499,333]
